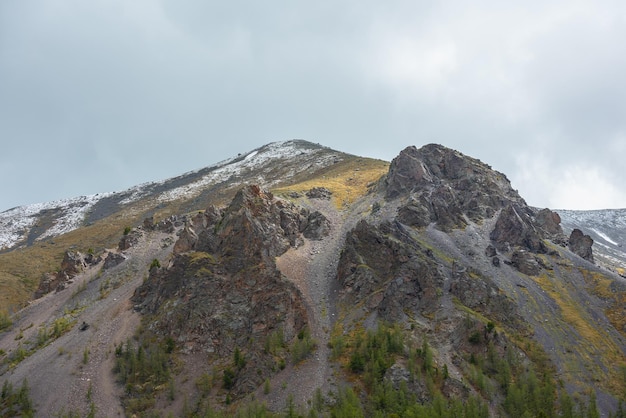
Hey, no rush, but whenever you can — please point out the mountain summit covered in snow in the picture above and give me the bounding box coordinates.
[0,140,625,417]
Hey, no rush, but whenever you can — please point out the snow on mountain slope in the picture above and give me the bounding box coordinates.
[0,193,113,250]
[0,141,341,251]
[153,141,338,203]
[558,208,626,273]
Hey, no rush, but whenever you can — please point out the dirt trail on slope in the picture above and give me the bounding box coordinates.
[0,230,176,417]
[267,197,360,411]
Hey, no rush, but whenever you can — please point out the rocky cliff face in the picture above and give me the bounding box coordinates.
[387,144,526,231]
[337,220,443,320]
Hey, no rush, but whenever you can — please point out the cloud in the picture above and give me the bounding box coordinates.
[514,152,626,210]
[0,0,625,210]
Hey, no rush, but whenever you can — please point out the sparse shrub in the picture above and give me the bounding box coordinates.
[196,372,212,397]
[149,259,161,269]
[123,226,132,235]
[469,330,482,345]
[291,327,317,364]
[329,333,345,359]
[234,347,246,370]
[165,337,175,354]
[0,379,35,417]
[113,335,171,415]
[0,310,12,332]
[264,328,285,355]
[223,367,236,390]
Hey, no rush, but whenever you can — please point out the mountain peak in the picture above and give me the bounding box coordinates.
[385,143,525,230]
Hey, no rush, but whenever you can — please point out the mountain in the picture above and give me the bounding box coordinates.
[0,141,625,417]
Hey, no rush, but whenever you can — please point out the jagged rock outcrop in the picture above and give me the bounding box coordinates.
[569,228,594,263]
[35,250,101,297]
[490,205,547,254]
[535,208,566,243]
[132,185,322,398]
[118,229,141,250]
[385,144,526,231]
[337,220,443,320]
[103,252,127,270]
[174,186,330,260]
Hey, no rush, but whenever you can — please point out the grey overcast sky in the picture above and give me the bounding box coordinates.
[1,1,625,211]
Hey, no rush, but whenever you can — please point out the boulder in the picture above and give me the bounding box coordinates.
[143,216,155,230]
[511,249,541,276]
[302,211,331,240]
[568,229,594,263]
[306,187,332,200]
[103,252,127,270]
[490,205,546,253]
[60,251,86,277]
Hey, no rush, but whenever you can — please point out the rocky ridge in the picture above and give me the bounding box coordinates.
[1,141,625,417]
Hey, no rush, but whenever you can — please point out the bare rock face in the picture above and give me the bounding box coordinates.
[535,208,562,235]
[336,220,443,320]
[35,250,92,297]
[384,146,434,199]
[386,144,525,231]
[490,205,547,254]
[449,268,523,329]
[569,229,594,263]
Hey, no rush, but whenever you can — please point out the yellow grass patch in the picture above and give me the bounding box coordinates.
[532,273,626,394]
[273,158,389,209]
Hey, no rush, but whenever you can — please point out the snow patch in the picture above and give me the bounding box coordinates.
[591,228,619,246]
[0,193,113,250]
[155,141,334,203]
